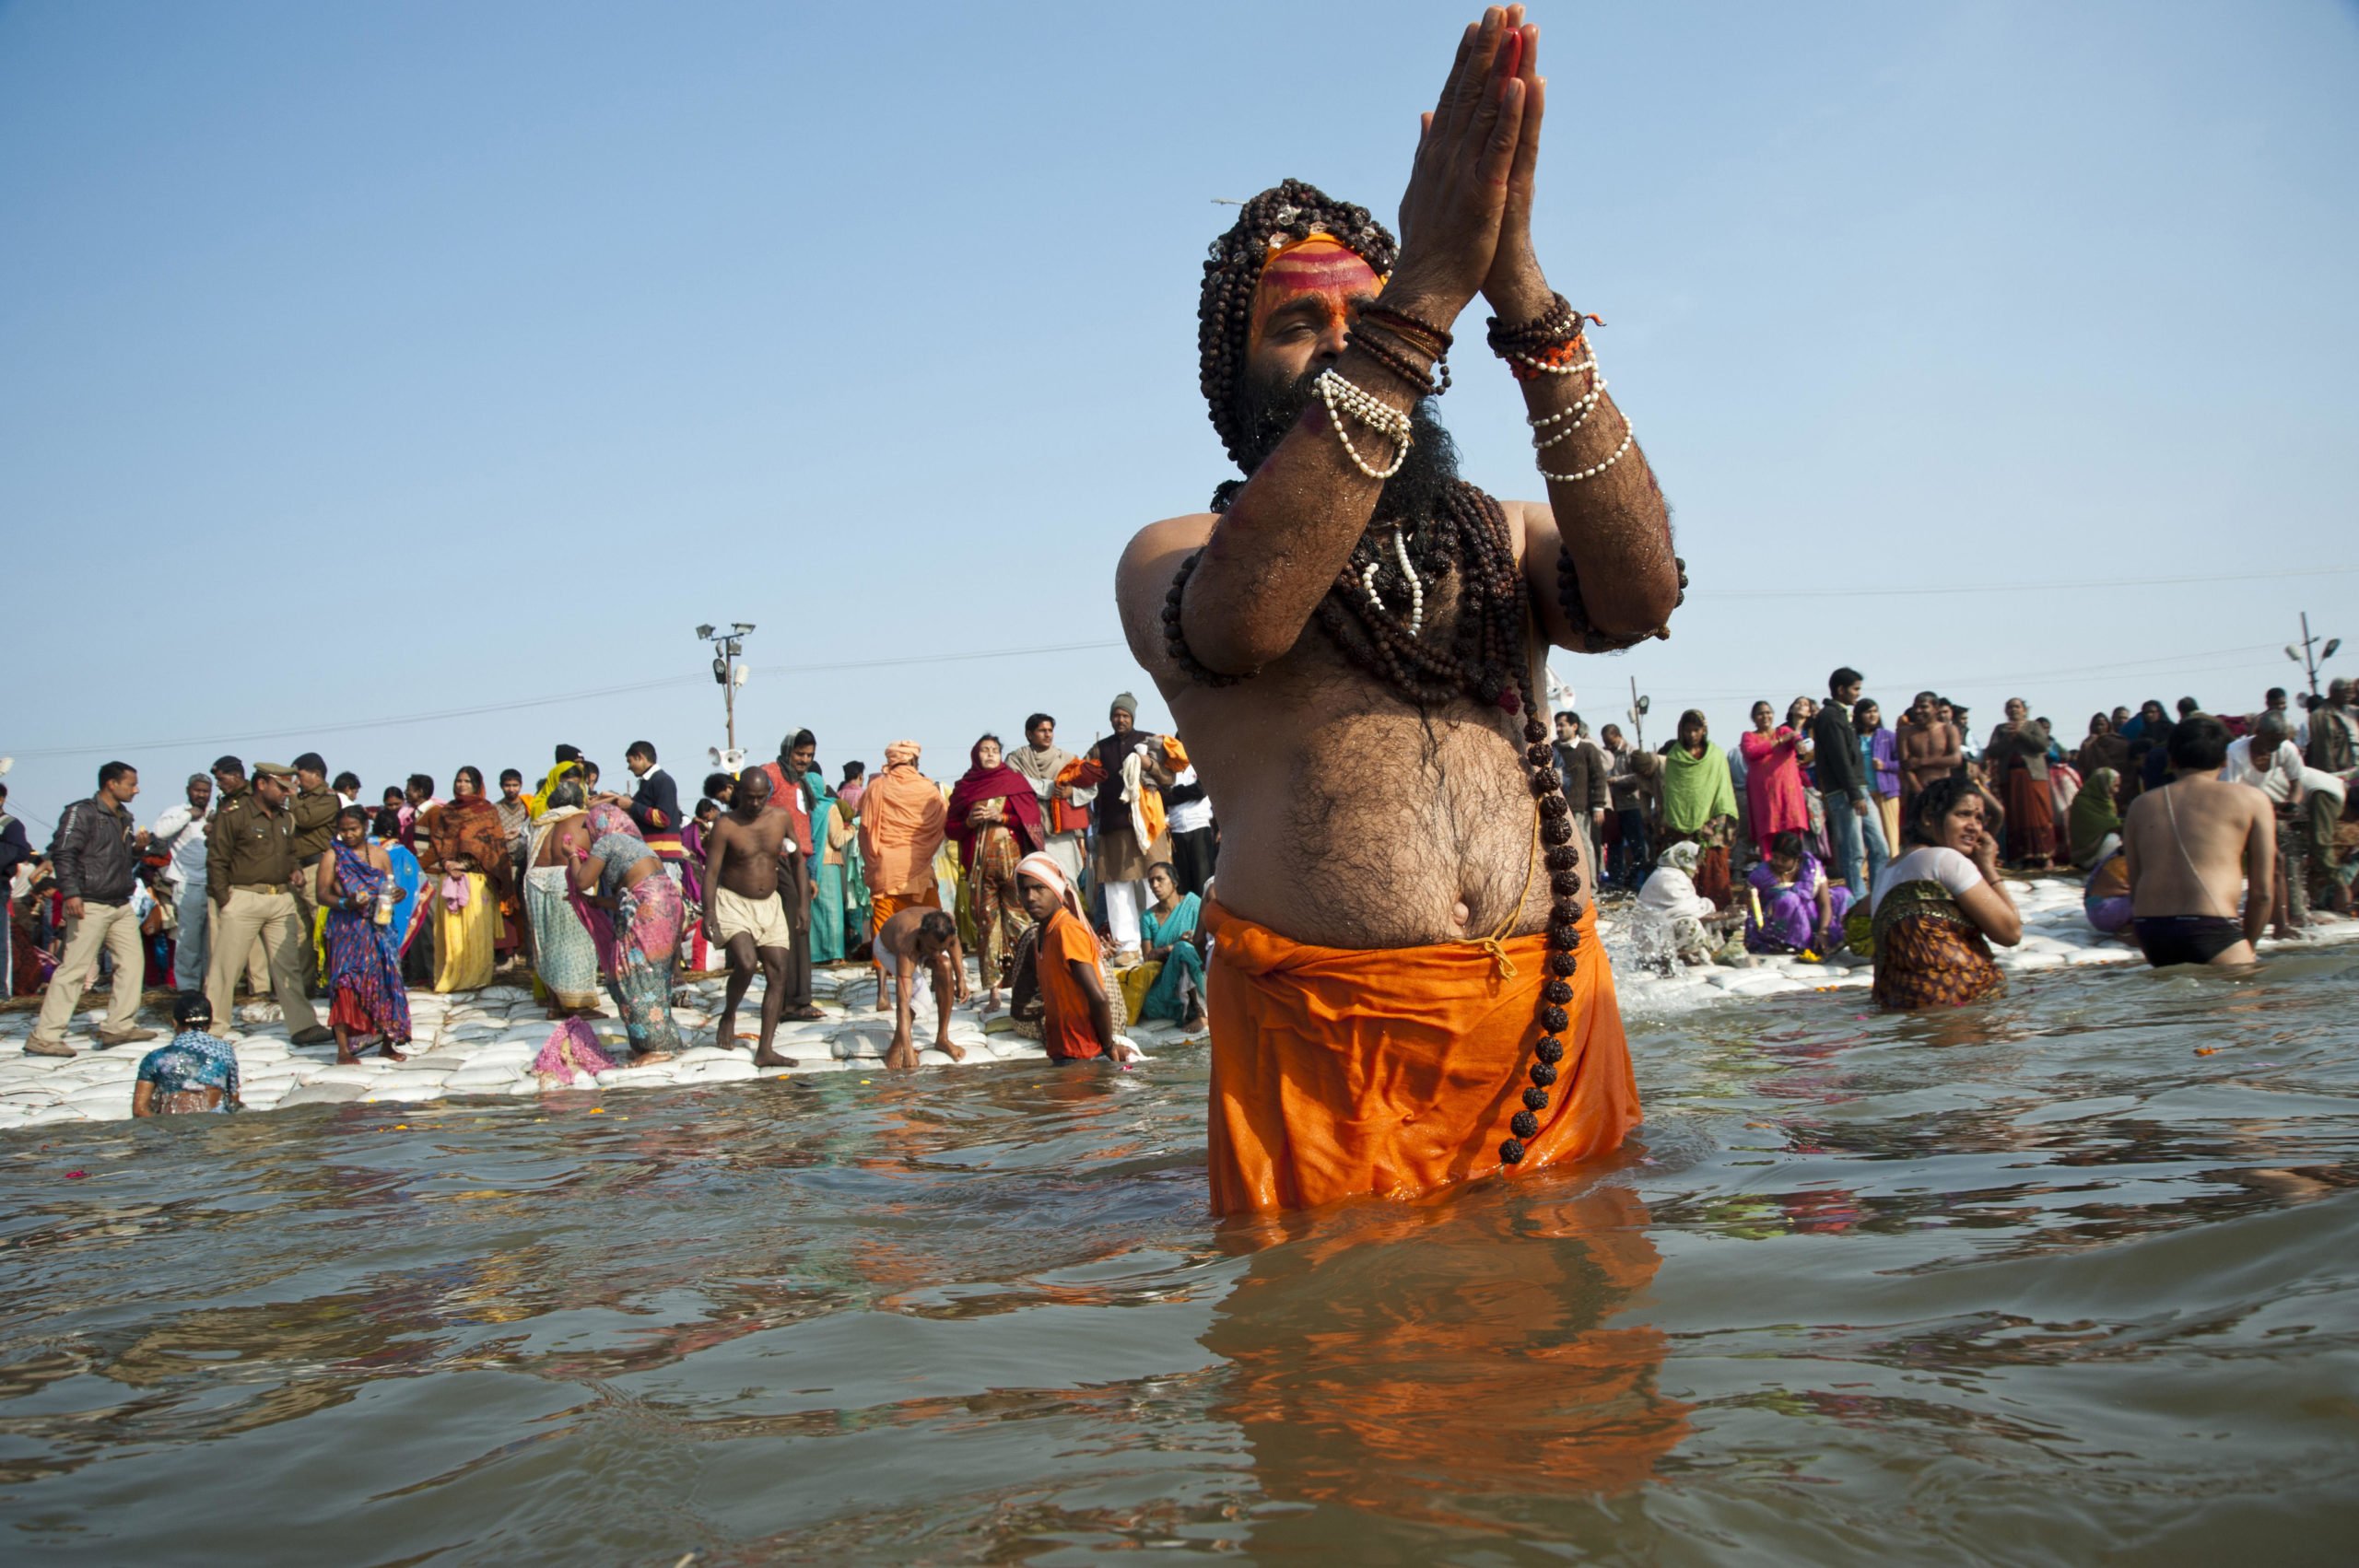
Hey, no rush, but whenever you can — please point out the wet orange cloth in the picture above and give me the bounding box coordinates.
[859,762,945,897]
[1036,907,1109,1061]
[1204,901,1639,1215]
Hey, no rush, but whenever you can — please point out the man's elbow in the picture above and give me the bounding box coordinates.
[1181,610,1289,676]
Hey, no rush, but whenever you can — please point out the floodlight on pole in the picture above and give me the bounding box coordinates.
[698,620,757,755]
[2290,613,2340,702]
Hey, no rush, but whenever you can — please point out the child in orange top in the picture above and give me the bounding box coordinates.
[1015,852,1137,1064]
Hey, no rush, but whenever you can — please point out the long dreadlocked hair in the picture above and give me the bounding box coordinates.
[1197,180,1398,472]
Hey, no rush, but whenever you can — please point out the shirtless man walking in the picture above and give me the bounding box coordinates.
[873,907,970,1071]
[1117,9,1681,1213]
[702,769,798,1067]
[2123,714,2274,967]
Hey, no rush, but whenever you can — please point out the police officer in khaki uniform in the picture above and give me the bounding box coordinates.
[204,763,330,1042]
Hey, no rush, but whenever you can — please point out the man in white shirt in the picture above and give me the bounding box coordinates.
[2249,723,2350,924]
[2221,730,2303,788]
[148,773,215,991]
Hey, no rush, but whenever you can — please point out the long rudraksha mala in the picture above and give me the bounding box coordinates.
[1165,478,1584,1167]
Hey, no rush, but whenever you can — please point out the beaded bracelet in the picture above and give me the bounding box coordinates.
[1358,302,1454,356]
[1555,545,1687,651]
[1313,369,1413,480]
[1349,319,1450,398]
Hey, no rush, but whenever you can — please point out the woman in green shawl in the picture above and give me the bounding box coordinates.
[2067,766,2120,869]
[1661,710,1740,907]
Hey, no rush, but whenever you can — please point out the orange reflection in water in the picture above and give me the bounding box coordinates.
[1203,1164,1690,1525]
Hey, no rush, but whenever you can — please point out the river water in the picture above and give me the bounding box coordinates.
[4,947,2356,1563]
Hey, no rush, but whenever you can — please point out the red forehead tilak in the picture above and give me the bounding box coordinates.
[1249,235,1382,349]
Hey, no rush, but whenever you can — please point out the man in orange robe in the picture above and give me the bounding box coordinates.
[1109,16,1683,1215]
[857,740,945,1007]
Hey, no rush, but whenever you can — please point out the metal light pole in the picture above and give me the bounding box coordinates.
[697,622,757,754]
[1627,677,1650,749]
[2284,613,2342,703]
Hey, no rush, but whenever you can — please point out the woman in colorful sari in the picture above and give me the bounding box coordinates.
[523,779,606,1019]
[1737,701,1809,858]
[680,797,719,973]
[945,733,1046,1012]
[1661,711,1739,908]
[419,766,517,992]
[1984,699,2058,870]
[571,802,681,1062]
[316,806,412,1062]
[1134,861,1206,1029]
[1869,776,2022,1011]
[1743,831,1850,956]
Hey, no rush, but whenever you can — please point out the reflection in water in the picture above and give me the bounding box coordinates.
[1208,1172,1688,1539]
[0,947,2354,1561]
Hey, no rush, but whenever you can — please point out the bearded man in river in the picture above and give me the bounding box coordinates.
[1116,8,1683,1214]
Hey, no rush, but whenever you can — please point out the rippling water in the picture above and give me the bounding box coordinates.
[5,947,2358,1563]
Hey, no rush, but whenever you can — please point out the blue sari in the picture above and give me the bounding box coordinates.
[325,843,412,1042]
[1139,892,1205,1023]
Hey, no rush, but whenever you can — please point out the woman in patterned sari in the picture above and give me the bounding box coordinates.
[1869,776,2023,1011]
[420,766,518,992]
[525,780,607,1019]
[571,802,681,1062]
[945,734,1045,1013]
[316,806,412,1062]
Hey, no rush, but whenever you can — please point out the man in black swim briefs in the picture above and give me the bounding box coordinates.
[2121,714,2274,969]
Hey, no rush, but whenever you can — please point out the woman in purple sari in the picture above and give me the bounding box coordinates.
[1743,831,1852,955]
[317,807,412,1062]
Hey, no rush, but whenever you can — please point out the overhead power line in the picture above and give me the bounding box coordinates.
[1696,567,2359,601]
[9,639,1130,760]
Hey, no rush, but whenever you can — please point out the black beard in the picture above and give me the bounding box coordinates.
[1233,361,1463,525]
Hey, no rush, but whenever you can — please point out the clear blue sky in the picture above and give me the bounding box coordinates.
[5,0,2354,833]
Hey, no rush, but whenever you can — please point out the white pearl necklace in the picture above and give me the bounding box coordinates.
[1360,525,1426,638]
[1315,369,1413,481]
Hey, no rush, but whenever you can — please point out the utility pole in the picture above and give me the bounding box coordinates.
[1627,676,1651,749]
[697,623,756,755]
[2285,613,2341,704]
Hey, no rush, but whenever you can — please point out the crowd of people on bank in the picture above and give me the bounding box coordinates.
[0,695,1207,1106]
[1600,673,2358,1006]
[4,674,2354,1110]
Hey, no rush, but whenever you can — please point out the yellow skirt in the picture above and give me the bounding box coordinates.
[432,872,505,993]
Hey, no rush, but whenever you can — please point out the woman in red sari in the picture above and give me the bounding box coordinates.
[1984,699,2058,871]
[1737,700,1809,858]
[945,734,1046,1012]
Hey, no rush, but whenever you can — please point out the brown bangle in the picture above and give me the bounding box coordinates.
[1349,319,1449,397]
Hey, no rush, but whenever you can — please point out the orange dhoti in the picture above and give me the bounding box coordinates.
[1203,901,1640,1215]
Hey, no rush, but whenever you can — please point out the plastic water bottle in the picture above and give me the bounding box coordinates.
[373,880,397,926]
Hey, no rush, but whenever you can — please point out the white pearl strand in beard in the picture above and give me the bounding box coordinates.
[1360,525,1426,638]
[1315,368,1413,481]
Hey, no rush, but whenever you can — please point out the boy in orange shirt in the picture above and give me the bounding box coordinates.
[1014,853,1136,1064]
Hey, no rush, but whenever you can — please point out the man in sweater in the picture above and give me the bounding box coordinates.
[1810,667,1887,904]
[28,761,157,1057]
